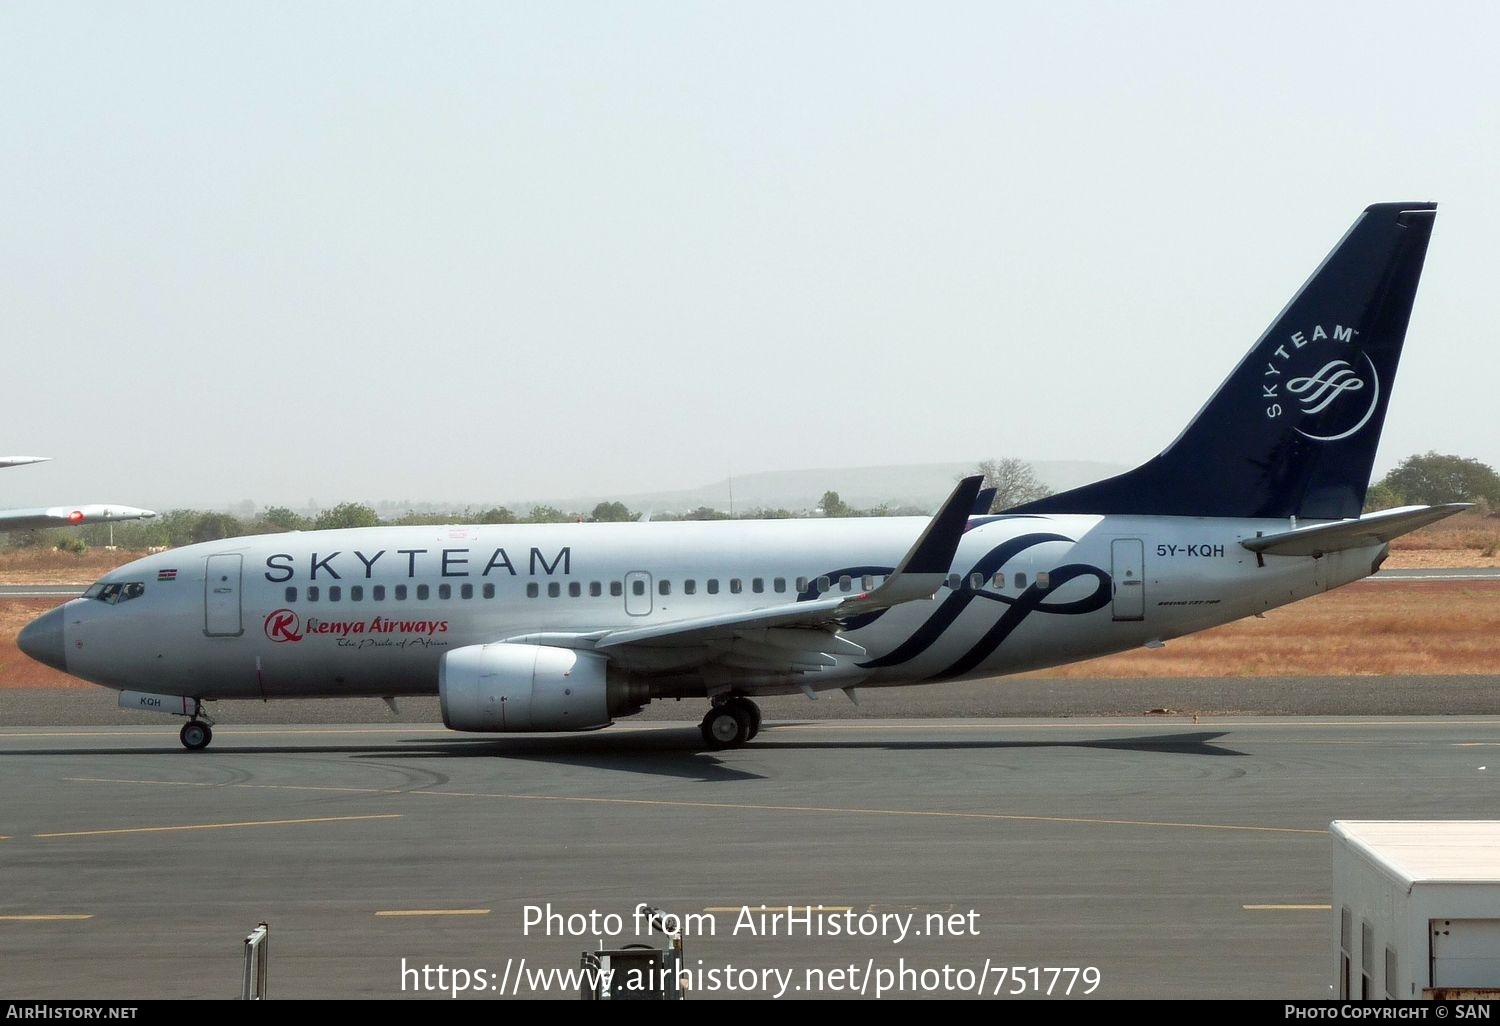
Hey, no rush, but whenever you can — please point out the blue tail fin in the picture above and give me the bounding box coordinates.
[1008,202,1437,520]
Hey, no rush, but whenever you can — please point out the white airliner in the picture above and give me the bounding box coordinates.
[0,457,157,532]
[20,202,1460,751]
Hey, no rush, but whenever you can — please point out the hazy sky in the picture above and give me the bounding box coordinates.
[3,2,1495,511]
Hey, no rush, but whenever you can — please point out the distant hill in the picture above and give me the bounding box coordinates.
[517,460,1128,516]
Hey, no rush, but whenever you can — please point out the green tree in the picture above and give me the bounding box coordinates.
[973,457,1052,512]
[524,504,569,524]
[683,506,726,521]
[819,491,850,517]
[478,506,517,524]
[260,506,309,531]
[190,512,243,543]
[590,501,635,523]
[388,510,444,526]
[313,502,381,530]
[1362,481,1404,513]
[1379,452,1500,506]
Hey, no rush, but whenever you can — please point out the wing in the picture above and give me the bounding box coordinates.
[501,476,984,691]
[0,504,158,531]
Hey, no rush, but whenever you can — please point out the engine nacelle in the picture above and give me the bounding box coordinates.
[440,643,630,733]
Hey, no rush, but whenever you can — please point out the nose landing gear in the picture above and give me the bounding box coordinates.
[699,697,761,750]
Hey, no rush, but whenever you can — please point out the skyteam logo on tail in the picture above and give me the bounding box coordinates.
[1261,323,1381,442]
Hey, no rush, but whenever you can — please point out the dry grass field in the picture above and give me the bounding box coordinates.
[1,511,1496,689]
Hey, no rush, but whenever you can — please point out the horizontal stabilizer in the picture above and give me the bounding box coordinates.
[1241,504,1468,558]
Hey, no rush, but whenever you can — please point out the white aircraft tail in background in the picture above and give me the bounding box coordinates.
[1,457,157,532]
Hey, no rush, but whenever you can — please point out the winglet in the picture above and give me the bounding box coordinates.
[842,475,982,610]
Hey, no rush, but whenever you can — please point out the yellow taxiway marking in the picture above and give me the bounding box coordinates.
[702,906,853,914]
[65,776,1320,836]
[35,813,400,839]
[0,915,93,922]
[375,909,491,918]
[1243,904,1331,911]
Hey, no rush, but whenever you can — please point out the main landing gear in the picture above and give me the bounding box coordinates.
[179,699,214,751]
[699,696,761,750]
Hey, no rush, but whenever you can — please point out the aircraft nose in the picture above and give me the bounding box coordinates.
[18,606,67,673]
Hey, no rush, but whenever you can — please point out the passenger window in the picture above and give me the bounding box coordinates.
[991,572,1005,588]
[730,579,742,594]
[684,579,696,595]
[796,577,808,592]
[373,584,386,601]
[548,582,561,598]
[285,587,297,603]
[658,580,671,596]
[839,575,852,592]
[527,583,539,598]
[1014,573,1027,589]
[752,578,764,594]
[394,584,407,601]
[610,581,623,597]
[589,582,601,597]
[970,573,983,590]
[773,577,786,593]
[415,584,429,600]
[329,586,341,602]
[568,582,581,598]
[1036,571,1050,590]
[862,575,874,591]
[482,583,495,599]
[437,584,451,600]
[816,576,831,594]
[946,574,961,590]
[460,584,473,599]
[349,586,362,601]
[632,580,645,596]
[307,586,320,602]
[707,579,720,595]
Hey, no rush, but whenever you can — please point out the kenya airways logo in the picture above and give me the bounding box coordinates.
[264,609,302,643]
[1261,323,1381,442]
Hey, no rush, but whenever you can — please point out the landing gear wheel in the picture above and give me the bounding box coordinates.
[700,704,751,750]
[726,697,762,740]
[180,721,212,751]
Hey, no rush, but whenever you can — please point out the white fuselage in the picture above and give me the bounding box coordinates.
[57,513,1380,703]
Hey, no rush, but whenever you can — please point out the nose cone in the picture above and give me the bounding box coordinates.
[18,606,67,672]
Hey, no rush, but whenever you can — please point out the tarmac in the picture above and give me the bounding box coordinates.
[4,702,1500,999]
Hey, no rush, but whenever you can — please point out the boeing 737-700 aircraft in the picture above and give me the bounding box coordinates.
[19,202,1461,751]
[0,457,156,532]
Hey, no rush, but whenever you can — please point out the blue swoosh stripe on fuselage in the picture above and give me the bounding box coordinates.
[858,533,1073,669]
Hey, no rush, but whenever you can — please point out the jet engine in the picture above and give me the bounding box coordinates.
[439,643,645,732]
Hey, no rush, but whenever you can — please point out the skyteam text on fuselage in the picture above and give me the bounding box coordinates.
[19,202,1459,751]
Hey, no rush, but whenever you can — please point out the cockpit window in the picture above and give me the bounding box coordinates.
[84,581,145,605]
